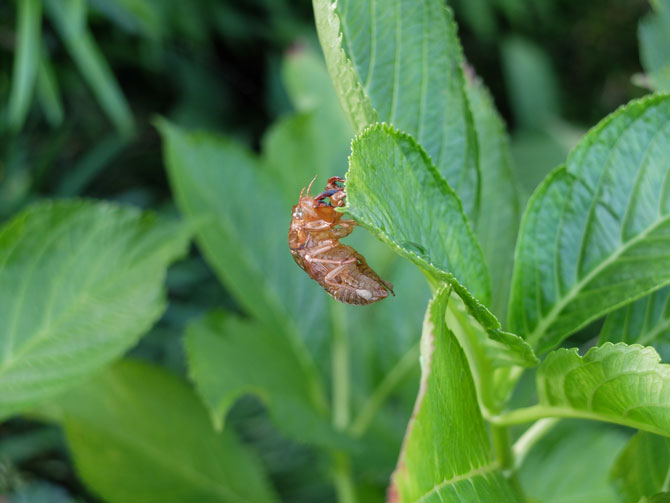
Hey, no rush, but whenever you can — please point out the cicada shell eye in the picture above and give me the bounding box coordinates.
[292,206,304,219]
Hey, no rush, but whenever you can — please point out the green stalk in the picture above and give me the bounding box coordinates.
[330,302,356,503]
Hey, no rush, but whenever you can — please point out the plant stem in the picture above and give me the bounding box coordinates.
[331,302,350,430]
[330,302,356,503]
[512,418,559,470]
[349,341,420,437]
[491,425,526,501]
[332,450,356,503]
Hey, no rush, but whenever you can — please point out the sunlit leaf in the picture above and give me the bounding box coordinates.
[503,343,670,436]
[50,360,278,503]
[509,95,670,354]
[0,201,190,419]
[313,0,480,219]
[346,123,536,372]
[389,287,519,503]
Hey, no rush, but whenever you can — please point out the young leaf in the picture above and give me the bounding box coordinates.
[313,0,480,219]
[185,311,337,447]
[0,201,190,420]
[518,420,628,503]
[389,287,519,502]
[509,95,670,354]
[499,343,670,436]
[49,360,278,503]
[346,123,536,370]
[611,431,670,503]
[466,73,521,323]
[8,0,42,132]
[599,287,670,357]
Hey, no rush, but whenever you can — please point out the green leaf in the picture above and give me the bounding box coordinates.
[647,494,670,503]
[518,420,628,503]
[159,121,327,351]
[611,431,670,503]
[0,201,190,419]
[45,0,134,136]
[313,0,480,219]
[499,343,670,436]
[8,0,42,132]
[50,360,278,503]
[639,1,670,92]
[346,123,536,374]
[36,45,64,127]
[389,287,519,503]
[185,311,336,446]
[347,123,490,306]
[600,287,670,359]
[501,36,560,129]
[509,94,670,354]
[466,72,521,323]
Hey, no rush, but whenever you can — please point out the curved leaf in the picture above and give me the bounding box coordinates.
[501,343,670,436]
[347,123,490,306]
[313,0,480,218]
[611,431,670,503]
[600,287,670,358]
[509,94,670,354]
[389,287,519,503]
[346,123,536,371]
[0,201,189,419]
[185,311,337,447]
[51,360,278,503]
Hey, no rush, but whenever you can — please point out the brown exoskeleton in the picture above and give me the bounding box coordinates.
[288,176,394,305]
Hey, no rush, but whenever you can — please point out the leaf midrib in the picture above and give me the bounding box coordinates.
[528,214,670,347]
[414,461,499,503]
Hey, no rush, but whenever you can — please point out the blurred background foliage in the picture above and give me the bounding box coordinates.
[0,0,665,501]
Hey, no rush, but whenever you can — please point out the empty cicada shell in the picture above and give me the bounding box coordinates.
[288,176,394,305]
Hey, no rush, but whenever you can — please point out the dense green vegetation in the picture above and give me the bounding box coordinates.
[1,0,669,502]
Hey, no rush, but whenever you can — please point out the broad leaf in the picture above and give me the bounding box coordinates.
[611,431,670,503]
[0,201,189,420]
[509,94,670,354]
[639,1,670,92]
[600,287,670,359]
[346,124,536,371]
[49,360,278,503]
[518,420,628,503]
[501,343,670,436]
[389,287,519,503]
[466,73,521,323]
[185,311,335,447]
[313,0,480,219]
